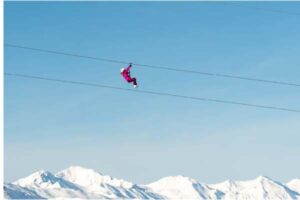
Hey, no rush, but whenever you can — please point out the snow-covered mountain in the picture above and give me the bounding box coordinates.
[55,166,162,199]
[147,175,222,199]
[5,166,162,199]
[11,169,89,199]
[208,176,299,200]
[4,166,300,199]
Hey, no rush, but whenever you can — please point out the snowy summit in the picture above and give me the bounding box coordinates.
[4,166,300,199]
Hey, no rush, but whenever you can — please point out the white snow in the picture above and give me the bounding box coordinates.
[4,166,300,199]
[6,166,163,199]
[209,176,299,200]
[147,175,220,199]
[56,165,133,189]
[287,179,300,194]
[12,169,89,199]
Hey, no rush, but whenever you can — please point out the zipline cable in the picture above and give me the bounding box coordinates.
[5,43,300,88]
[5,72,300,113]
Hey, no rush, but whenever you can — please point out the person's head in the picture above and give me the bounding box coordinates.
[120,68,125,73]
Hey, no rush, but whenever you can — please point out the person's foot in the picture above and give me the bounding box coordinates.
[133,85,138,88]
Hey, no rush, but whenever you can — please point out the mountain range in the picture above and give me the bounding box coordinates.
[4,166,300,199]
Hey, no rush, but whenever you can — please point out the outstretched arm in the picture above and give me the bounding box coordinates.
[125,63,132,72]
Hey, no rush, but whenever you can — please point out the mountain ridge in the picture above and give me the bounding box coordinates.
[4,166,300,199]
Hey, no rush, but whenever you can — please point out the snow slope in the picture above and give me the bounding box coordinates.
[209,176,299,200]
[12,169,89,199]
[5,166,163,199]
[56,166,162,199]
[288,179,300,194]
[147,175,222,199]
[4,166,300,199]
[4,183,44,199]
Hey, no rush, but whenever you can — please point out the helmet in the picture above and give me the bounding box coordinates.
[120,68,125,73]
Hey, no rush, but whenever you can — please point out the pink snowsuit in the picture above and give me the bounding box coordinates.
[121,65,137,86]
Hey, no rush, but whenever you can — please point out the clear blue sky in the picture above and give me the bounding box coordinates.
[4,2,300,184]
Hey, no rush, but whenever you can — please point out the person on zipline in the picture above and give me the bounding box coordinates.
[120,63,138,88]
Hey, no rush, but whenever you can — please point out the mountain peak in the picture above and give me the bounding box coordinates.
[147,175,220,199]
[57,165,133,188]
[69,165,99,171]
[13,170,58,188]
[6,167,300,200]
[61,165,103,176]
[147,175,199,190]
[251,175,286,189]
[212,176,273,189]
[56,166,104,187]
[255,175,272,181]
[150,175,197,185]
